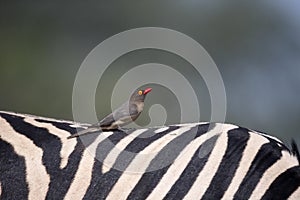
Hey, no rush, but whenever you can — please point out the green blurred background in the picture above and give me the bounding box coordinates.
[0,1,299,144]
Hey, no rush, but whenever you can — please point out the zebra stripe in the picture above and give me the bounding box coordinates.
[290,185,300,200]
[106,125,197,199]
[0,116,50,199]
[23,117,77,169]
[0,111,299,199]
[102,128,147,173]
[222,131,269,199]
[145,125,225,199]
[65,131,114,199]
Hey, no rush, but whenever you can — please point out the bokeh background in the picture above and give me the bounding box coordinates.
[0,1,299,144]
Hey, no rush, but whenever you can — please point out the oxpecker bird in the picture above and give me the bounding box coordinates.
[67,88,152,139]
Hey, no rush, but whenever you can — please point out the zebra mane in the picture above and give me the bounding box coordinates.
[292,139,300,164]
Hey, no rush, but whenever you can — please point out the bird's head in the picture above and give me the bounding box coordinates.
[130,88,152,103]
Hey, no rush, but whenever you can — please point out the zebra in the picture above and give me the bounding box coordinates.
[0,110,299,199]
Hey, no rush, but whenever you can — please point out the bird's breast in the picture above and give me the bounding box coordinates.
[136,102,144,112]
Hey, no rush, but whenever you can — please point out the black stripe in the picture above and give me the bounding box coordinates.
[257,130,291,153]
[83,129,135,199]
[112,126,181,172]
[261,165,300,200]
[147,124,213,172]
[123,126,180,153]
[0,113,62,171]
[234,140,283,199]
[34,118,103,146]
[0,113,86,198]
[37,119,88,198]
[163,135,219,200]
[35,118,103,151]
[202,127,250,199]
[0,139,29,199]
[46,141,85,199]
[84,126,181,199]
[127,124,213,199]
[35,118,80,134]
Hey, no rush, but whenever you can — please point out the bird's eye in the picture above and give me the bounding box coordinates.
[138,90,143,95]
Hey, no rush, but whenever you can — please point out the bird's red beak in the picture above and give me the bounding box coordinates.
[144,88,152,95]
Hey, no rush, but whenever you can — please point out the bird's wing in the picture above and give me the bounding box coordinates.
[99,102,139,126]
[97,112,116,127]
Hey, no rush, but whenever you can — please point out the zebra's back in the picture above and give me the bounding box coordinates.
[0,111,299,199]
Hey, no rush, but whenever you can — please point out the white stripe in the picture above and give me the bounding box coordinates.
[146,123,234,200]
[183,124,237,200]
[0,117,50,200]
[64,132,114,200]
[289,187,300,200]
[23,117,77,169]
[102,129,147,173]
[221,132,269,199]
[154,127,169,133]
[0,181,2,197]
[249,151,299,199]
[106,125,197,200]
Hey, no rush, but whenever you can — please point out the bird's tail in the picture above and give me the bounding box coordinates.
[67,127,101,139]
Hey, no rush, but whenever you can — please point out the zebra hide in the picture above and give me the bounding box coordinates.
[0,111,299,200]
